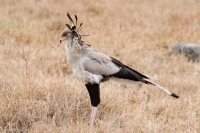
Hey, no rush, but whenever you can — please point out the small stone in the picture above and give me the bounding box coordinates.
[172,43,200,62]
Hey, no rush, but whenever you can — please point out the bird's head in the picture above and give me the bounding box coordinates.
[60,12,84,44]
[60,28,72,43]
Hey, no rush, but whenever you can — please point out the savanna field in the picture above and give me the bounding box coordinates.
[0,0,200,132]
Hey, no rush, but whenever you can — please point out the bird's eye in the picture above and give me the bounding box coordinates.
[62,33,67,36]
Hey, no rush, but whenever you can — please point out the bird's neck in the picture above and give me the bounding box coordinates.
[66,39,82,52]
[65,39,83,66]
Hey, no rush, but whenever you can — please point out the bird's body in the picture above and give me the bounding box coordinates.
[60,13,179,126]
[64,36,120,84]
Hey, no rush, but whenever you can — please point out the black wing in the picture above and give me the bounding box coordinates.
[110,57,153,85]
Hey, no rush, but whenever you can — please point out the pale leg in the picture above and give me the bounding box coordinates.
[90,106,97,126]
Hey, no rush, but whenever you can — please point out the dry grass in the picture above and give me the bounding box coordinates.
[0,0,200,132]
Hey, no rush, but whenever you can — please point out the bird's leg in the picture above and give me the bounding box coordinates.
[90,106,97,126]
[85,83,100,126]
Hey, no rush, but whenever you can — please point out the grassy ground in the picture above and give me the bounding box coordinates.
[0,0,200,132]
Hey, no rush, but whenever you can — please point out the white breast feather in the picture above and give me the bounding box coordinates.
[65,41,103,84]
[72,57,103,84]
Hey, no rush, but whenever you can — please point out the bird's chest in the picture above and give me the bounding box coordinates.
[65,45,103,84]
[72,58,91,82]
[72,58,103,84]
[66,52,79,65]
[65,46,82,65]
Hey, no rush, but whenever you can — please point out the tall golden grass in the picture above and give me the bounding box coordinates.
[0,0,200,132]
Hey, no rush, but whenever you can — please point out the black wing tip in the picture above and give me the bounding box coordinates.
[171,93,179,99]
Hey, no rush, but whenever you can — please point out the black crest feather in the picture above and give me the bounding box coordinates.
[77,23,83,32]
[65,24,71,30]
[75,15,78,27]
[67,12,75,26]
[65,13,90,44]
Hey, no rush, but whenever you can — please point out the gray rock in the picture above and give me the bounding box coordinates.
[172,43,200,62]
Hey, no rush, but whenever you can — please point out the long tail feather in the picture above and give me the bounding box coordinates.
[143,78,179,98]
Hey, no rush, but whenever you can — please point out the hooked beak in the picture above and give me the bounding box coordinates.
[60,39,62,43]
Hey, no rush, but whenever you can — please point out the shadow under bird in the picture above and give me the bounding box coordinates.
[59,12,179,126]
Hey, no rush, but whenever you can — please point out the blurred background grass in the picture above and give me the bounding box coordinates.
[0,0,200,132]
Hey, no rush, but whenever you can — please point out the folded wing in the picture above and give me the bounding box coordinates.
[83,47,151,84]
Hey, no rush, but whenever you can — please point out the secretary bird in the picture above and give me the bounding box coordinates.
[59,13,179,126]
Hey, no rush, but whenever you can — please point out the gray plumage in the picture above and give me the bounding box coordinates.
[60,26,178,97]
[61,30,120,84]
[60,13,179,126]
